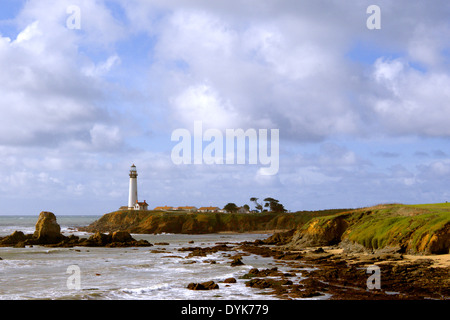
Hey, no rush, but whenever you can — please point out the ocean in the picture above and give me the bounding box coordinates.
[0,215,311,300]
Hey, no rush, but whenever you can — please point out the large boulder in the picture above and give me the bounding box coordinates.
[33,212,64,244]
[111,231,133,243]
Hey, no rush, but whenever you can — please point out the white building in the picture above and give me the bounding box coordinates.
[128,164,138,209]
[126,164,149,211]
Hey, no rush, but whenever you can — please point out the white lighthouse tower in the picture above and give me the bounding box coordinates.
[128,164,138,209]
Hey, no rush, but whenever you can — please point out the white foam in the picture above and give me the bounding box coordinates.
[122,283,172,294]
[0,232,290,300]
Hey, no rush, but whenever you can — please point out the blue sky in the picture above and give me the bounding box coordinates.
[0,0,450,215]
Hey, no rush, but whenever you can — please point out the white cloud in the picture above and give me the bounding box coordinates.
[90,124,123,150]
[14,20,42,44]
[82,55,121,77]
[369,58,450,136]
[170,84,241,129]
[1,0,450,213]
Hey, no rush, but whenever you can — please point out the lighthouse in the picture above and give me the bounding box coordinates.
[128,164,138,209]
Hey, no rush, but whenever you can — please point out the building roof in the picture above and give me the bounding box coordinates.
[198,206,220,210]
[154,206,173,210]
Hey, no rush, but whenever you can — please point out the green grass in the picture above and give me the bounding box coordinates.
[338,204,450,252]
[91,208,349,234]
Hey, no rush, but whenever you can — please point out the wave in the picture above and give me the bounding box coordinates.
[121,283,172,295]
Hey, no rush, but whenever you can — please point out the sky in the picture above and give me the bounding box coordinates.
[0,0,450,215]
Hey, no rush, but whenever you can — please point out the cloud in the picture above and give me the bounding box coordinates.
[1,0,450,214]
[368,57,450,137]
[89,124,123,151]
[170,84,241,130]
[0,1,130,150]
[146,5,364,141]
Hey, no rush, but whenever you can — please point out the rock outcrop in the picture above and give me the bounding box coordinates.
[75,231,151,248]
[33,211,64,244]
[0,211,152,248]
[187,281,219,290]
[0,231,28,245]
[287,213,350,249]
[0,211,65,246]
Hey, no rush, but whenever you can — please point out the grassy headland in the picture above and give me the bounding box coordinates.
[80,208,349,234]
[288,203,450,254]
[80,203,449,254]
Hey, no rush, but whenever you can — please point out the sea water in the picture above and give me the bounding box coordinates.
[0,215,309,300]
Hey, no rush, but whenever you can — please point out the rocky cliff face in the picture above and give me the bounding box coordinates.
[288,213,350,248]
[79,210,313,234]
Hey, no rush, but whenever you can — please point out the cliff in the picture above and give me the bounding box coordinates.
[286,203,450,254]
[79,209,349,234]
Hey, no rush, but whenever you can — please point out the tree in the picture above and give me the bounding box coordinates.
[243,204,250,212]
[250,197,263,213]
[263,197,287,213]
[224,203,238,213]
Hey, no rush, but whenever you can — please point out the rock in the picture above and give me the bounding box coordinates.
[135,239,153,247]
[223,278,237,283]
[273,252,303,260]
[0,231,28,245]
[287,214,350,249]
[187,281,219,290]
[111,231,133,243]
[14,241,26,248]
[34,212,64,244]
[150,249,166,253]
[291,286,324,298]
[88,232,112,246]
[240,267,283,279]
[230,256,245,266]
[264,229,295,245]
[245,278,293,289]
[422,224,450,254]
[339,239,370,254]
[155,242,169,245]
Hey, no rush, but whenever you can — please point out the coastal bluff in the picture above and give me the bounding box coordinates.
[79,204,450,255]
[283,203,450,255]
[78,209,348,234]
